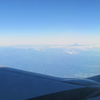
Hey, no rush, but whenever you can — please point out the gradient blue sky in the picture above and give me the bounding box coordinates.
[0,0,100,46]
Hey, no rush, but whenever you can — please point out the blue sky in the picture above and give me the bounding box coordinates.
[0,0,100,46]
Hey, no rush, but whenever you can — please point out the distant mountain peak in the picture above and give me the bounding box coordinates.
[71,43,83,46]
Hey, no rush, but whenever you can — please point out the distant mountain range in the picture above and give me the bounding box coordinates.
[70,43,84,46]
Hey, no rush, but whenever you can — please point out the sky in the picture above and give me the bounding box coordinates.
[0,0,100,46]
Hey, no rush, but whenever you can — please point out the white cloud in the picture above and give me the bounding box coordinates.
[50,44,100,51]
[65,50,79,54]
